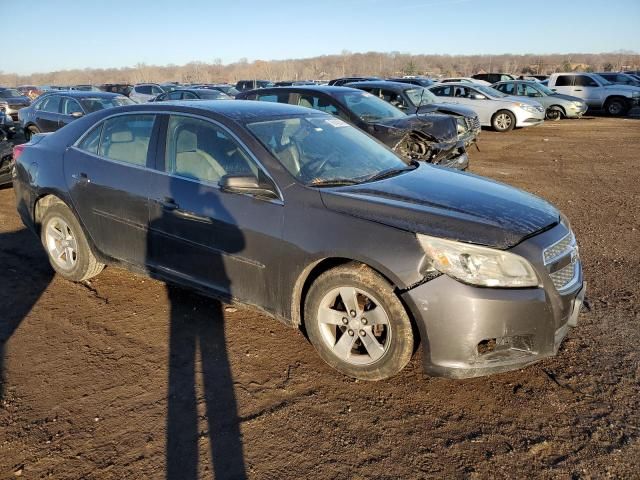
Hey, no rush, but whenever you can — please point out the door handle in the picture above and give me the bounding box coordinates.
[158,197,179,211]
[71,172,90,183]
[574,89,582,91]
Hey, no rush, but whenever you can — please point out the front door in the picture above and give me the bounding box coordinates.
[64,113,158,265]
[147,114,284,307]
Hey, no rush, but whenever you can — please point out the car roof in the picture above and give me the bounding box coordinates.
[170,88,227,94]
[38,90,123,98]
[345,80,415,91]
[251,85,361,94]
[105,99,326,122]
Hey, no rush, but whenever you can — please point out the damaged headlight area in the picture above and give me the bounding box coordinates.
[417,234,539,288]
[456,117,468,135]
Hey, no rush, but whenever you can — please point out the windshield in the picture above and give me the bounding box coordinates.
[0,89,23,98]
[80,96,135,113]
[474,85,507,98]
[200,91,232,100]
[219,86,240,96]
[247,115,410,185]
[405,87,438,106]
[536,83,556,96]
[336,91,406,122]
[593,74,613,86]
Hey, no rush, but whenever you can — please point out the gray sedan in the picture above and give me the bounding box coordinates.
[493,80,588,120]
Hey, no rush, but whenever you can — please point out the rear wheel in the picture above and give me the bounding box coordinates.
[304,263,414,381]
[604,98,628,116]
[491,110,516,132]
[41,203,104,281]
[24,125,40,142]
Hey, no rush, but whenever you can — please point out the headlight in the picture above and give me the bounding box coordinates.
[572,101,584,107]
[517,103,539,114]
[456,118,467,134]
[417,234,539,288]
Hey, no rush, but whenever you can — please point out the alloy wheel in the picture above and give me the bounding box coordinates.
[316,286,391,365]
[45,216,78,271]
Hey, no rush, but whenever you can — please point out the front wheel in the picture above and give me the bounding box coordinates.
[604,98,628,116]
[491,110,516,132]
[41,203,105,281]
[545,107,563,121]
[304,263,414,381]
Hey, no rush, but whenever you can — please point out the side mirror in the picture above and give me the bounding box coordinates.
[470,94,486,100]
[219,175,278,199]
[70,111,84,118]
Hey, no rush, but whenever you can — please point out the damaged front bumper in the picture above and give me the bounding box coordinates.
[401,223,585,378]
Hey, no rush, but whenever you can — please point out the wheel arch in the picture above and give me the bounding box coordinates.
[548,104,566,115]
[291,257,402,328]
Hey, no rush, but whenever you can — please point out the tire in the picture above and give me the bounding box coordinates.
[491,110,516,132]
[41,203,104,282]
[24,125,40,142]
[545,106,563,121]
[304,263,414,381]
[604,98,628,117]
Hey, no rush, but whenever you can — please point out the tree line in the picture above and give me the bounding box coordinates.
[1,51,638,87]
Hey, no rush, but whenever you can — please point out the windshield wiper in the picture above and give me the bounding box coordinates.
[361,162,418,183]
[309,179,360,188]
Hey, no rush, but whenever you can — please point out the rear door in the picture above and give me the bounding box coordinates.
[146,114,284,306]
[35,95,62,132]
[550,75,574,96]
[64,113,159,265]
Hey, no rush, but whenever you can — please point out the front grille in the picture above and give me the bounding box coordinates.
[465,116,480,131]
[543,232,580,292]
[543,233,574,264]
[550,262,577,290]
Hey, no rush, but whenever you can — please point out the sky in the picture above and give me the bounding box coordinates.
[3,0,640,75]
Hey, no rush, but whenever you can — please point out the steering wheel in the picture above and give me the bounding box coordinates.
[300,151,342,180]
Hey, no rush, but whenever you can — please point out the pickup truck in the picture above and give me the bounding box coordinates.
[547,73,640,116]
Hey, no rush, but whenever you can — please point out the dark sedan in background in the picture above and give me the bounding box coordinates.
[0,127,12,186]
[237,85,468,169]
[12,101,585,380]
[346,81,480,147]
[18,91,134,140]
[151,88,233,102]
[0,87,31,122]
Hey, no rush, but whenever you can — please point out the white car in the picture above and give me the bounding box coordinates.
[437,77,492,86]
[129,83,166,103]
[547,73,640,116]
[429,83,545,132]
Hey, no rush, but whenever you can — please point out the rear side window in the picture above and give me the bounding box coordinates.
[77,124,103,154]
[498,83,515,95]
[297,94,349,120]
[40,95,61,113]
[168,91,182,100]
[554,75,572,87]
[430,86,451,96]
[98,114,155,166]
[136,85,152,95]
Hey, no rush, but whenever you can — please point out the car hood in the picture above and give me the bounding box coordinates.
[319,164,559,249]
[370,113,457,144]
[603,84,640,93]
[415,103,476,118]
[549,93,585,103]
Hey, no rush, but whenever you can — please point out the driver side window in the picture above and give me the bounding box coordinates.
[164,115,258,184]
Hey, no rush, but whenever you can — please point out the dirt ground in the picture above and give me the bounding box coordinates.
[0,116,639,480]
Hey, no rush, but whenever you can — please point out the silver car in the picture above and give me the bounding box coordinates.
[493,80,588,120]
[429,83,545,132]
[129,83,166,103]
